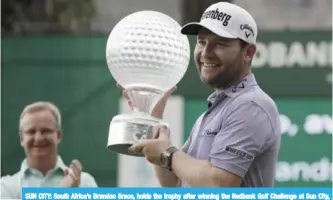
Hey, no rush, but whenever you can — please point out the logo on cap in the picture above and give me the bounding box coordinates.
[201,8,232,27]
[240,24,254,38]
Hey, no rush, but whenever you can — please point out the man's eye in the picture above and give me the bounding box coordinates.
[197,40,206,45]
[216,43,228,47]
[25,130,35,134]
[41,128,54,134]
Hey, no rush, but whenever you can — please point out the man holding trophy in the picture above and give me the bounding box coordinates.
[106,2,281,187]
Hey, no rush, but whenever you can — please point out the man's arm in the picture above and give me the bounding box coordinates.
[171,151,241,187]
[153,165,181,187]
[153,113,199,187]
[153,135,192,187]
[169,103,271,187]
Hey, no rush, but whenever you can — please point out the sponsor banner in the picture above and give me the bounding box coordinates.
[248,31,332,96]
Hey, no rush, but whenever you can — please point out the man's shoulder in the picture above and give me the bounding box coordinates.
[227,86,281,134]
[231,86,279,114]
[1,171,21,183]
[1,171,21,199]
[231,86,282,144]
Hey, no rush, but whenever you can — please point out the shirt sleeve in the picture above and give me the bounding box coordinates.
[209,102,272,178]
[79,172,98,187]
[1,175,20,199]
[181,137,191,153]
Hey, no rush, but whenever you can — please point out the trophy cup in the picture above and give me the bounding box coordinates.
[106,11,190,157]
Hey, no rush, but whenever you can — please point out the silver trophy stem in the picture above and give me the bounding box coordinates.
[126,86,164,114]
[107,86,167,157]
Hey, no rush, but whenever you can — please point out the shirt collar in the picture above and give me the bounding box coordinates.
[207,73,258,105]
[20,155,67,174]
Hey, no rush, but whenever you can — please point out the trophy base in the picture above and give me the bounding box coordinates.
[107,113,166,157]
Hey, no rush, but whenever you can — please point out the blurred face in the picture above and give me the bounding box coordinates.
[20,110,61,158]
[194,28,255,89]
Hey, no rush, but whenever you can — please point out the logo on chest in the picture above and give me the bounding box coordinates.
[204,129,218,136]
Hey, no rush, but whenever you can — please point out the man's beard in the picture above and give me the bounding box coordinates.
[200,63,242,89]
[201,72,235,89]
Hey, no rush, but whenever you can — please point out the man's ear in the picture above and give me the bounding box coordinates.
[245,44,256,64]
[57,130,62,144]
[19,132,24,147]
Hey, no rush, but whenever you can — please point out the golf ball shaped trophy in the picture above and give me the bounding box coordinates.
[106,11,190,156]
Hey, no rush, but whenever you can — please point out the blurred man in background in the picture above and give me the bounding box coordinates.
[123,2,281,187]
[1,101,97,199]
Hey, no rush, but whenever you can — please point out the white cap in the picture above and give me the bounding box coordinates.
[181,2,258,44]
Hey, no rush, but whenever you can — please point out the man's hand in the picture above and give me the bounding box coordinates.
[117,83,177,119]
[59,160,82,187]
[129,126,173,166]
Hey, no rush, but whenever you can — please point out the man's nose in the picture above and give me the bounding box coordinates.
[34,131,44,141]
[201,44,214,59]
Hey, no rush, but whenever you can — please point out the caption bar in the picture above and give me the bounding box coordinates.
[22,188,332,200]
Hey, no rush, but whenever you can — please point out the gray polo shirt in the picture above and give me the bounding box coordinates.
[182,73,281,187]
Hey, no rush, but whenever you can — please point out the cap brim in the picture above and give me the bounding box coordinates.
[181,22,237,39]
